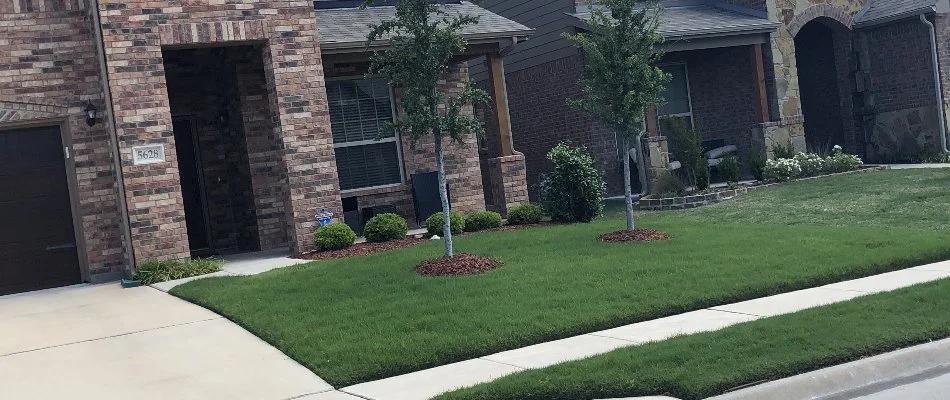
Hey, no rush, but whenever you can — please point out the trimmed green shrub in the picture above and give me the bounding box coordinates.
[664,117,710,190]
[718,154,741,183]
[363,213,408,243]
[135,258,223,285]
[464,211,503,232]
[425,211,465,237]
[772,140,796,159]
[651,170,686,197]
[313,222,357,251]
[506,204,543,225]
[538,143,606,223]
[747,152,767,181]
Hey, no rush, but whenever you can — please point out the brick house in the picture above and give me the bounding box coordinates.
[0,0,531,295]
[477,0,950,197]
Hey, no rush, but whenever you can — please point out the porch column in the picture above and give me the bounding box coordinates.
[484,53,528,215]
[751,44,771,124]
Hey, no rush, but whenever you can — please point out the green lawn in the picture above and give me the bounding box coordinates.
[436,278,950,400]
[172,169,950,387]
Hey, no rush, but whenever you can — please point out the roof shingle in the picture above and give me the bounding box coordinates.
[854,0,937,26]
[571,2,779,40]
[316,1,533,50]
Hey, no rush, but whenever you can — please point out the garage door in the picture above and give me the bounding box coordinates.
[0,126,81,296]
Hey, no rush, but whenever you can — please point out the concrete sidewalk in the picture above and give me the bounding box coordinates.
[0,283,333,400]
[340,260,950,400]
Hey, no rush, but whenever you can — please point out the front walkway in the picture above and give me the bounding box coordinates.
[340,260,950,400]
[0,283,333,400]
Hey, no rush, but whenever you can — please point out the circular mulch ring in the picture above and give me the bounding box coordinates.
[415,253,502,277]
[598,229,671,243]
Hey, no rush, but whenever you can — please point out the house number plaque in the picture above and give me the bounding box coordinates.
[131,144,166,165]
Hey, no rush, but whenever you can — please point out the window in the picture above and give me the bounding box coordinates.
[657,64,693,137]
[327,78,403,191]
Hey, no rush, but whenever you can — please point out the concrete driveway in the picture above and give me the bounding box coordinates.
[0,283,333,400]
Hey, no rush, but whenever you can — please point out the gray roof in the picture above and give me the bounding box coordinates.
[316,1,534,50]
[572,2,779,40]
[854,0,937,27]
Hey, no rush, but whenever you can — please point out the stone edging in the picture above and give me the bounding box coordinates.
[637,166,886,211]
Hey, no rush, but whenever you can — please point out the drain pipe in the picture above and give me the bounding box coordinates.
[921,13,949,153]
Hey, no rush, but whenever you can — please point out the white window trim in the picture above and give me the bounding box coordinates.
[656,62,694,122]
[326,76,406,191]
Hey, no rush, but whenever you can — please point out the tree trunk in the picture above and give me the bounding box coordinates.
[622,135,636,231]
[434,132,454,258]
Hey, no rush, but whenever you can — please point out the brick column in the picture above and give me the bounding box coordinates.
[485,154,528,216]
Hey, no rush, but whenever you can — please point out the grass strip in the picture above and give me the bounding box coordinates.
[436,278,950,400]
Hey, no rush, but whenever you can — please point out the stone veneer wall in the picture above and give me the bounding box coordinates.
[485,154,529,216]
[96,0,341,258]
[0,0,127,281]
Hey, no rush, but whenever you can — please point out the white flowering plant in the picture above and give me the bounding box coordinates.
[793,152,826,177]
[763,158,802,182]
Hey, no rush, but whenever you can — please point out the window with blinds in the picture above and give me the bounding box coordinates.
[327,78,403,191]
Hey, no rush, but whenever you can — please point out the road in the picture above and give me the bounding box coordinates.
[846,369,950,400]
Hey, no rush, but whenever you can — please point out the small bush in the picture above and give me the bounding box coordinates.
[426,211,465,236]
[665,117,709,190]
[651,170,686,196]
[747,152,767,181]
[718,154,741,183]
[824,152,864,174]
[363,213,408,243]
[507,204,544,225]
[763,158,802,182]
[793,152,826,177]
[772,140,796,159]
[135,258,223,285]
[538,143,606,223]
[464,211,503,232]
[313,222,357,250]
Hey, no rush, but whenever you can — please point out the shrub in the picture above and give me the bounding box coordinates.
[313,222,357,250]
[651,170,686,196]
[426,211,465,236]
[763,158,802,182]
[538,143,606,223]
[135,258,223,285]
[719,154,741,183]
[772,140,796,159]
[664,117,709,190]
[824,152,864,174]
[507,204,544,225]
[793,152,826,177]
[363,213,408,243]
[747,152,767,181]
[464,211,503,232]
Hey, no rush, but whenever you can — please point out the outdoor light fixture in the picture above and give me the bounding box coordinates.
[85,102,97,127]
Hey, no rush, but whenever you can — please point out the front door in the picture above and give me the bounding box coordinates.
[172,118,212,255]
[0,126,81,295]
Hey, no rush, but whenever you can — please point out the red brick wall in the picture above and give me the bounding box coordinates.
[96,0,341,258]
[501,53,624,198]
[663,46,759,160]
[0,3,127,281]
[867,19,938,113]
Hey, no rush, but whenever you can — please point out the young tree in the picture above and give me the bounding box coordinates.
[564,0,669,231]
[363,0,489,257]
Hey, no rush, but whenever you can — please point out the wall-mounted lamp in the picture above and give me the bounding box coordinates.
[85,102,98,127]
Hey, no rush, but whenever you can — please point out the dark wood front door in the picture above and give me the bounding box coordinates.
[0,126,81,296]
[172,118,212,254]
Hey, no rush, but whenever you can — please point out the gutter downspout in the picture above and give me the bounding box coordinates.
[921,13,950,153]
[88,0,137,277]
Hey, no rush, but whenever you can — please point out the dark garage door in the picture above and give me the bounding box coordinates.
[0,126,81,296]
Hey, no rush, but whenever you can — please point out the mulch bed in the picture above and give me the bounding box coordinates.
[297,237,426,261]
[481,222,558,233]
[415,253,502,277]
[598,229,671,243]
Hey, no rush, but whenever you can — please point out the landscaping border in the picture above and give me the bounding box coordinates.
[637,167,885,211]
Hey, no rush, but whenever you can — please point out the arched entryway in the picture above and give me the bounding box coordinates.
[794,18,851,153]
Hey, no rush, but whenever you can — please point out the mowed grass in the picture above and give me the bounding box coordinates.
[172,169,950,387]
[436,278,950,400]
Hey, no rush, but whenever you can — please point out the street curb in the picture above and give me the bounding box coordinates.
[705,337,950,400]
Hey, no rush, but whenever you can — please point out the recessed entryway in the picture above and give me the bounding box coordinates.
[795,19,849,153]
[0,126,81,295]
